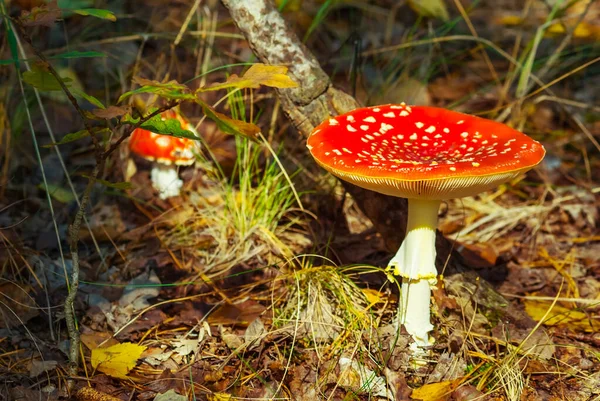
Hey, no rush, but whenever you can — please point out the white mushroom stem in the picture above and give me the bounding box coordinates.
[150,164,183,199]
[388,198,440,353]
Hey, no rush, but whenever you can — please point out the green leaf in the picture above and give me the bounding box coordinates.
[82,175,133,190]
[122,111,201,140]
[44,127,110,147]
[73,8,116,21]
[196,99,260,141]
[1,51,104,65]
[38,183,76,203]
[72,88,105,108]
[118,78,195,103]
[50,50,105,60]
[5,17,20,69]
[22,66,72,91]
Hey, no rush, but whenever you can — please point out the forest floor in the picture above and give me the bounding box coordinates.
[1,0,599,400]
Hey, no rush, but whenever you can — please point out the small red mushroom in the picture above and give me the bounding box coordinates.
[307,103,545,354]
[129,110,198,199]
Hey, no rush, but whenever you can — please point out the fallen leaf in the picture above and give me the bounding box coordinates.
[154,389,187,401]
[244,318,267,350]
[337,357,389,398]
[29,360,57,378]
[208,393,232,401]
[524,300,600,332]
[0,282,39,328]
[411,379,461,400]
[91,342,147,379]
[172,339,200,357]
[81,331,118,350]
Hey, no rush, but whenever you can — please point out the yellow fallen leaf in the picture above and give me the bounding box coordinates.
[91,342,147,379]
[362,288,385,306]
[411,379,461,400]
[524,300,599,332]
[495,15,525,26]
[208,393,232,401]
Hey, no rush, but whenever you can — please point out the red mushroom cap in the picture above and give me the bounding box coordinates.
[129,110,197,166]
[307,104,545,200]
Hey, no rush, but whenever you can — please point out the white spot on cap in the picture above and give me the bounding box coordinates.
[373,107,381,112]
[383,112,395,118]
[347,115,356,122]
[365,134,375,140]
[342,148,352,154]
[449,166,457,171]
[307,144,313,150]
[361,137,369,143]
[425,125,436,133]
[443,128,450,133]
[472,162,480,167]
[399,110,410,117]
[347,125,357,132]
[409,133,417,140]
[329,119,339,126]
[156,136,172,148]
[434,134,442,139]
[460,132,469,138]
[363,116,376,123]
[415,122,424,129]
[457,120,464,124]
[380,123,393,133]
[333,149,342,156]
[325,151,331,156]
[422,136,430,141]
[430,161,438,165]
[360,125,369,131]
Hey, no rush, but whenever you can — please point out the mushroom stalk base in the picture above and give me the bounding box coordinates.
[388,198,440,353]
[150,164,183,199]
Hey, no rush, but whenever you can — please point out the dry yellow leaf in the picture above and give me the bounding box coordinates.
[411,379,461,400]
[209,64,298,91]
[208,393,232,401]
[524,300,599,332]
[91,342,147,379]
[362,288,385,306]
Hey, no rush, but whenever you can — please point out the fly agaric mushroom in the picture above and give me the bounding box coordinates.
[129,110,198,199]
[307,104,545,353]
